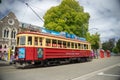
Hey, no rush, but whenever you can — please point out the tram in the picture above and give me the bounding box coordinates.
[14,29,92,67]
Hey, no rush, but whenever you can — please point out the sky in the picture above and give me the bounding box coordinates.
[0,0,120,42]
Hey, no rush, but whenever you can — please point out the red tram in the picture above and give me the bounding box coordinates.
[14,31,92,67]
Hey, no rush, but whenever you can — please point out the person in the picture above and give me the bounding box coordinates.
[9,53,14,65]
[4,52,8,61]
[91,50,95,59]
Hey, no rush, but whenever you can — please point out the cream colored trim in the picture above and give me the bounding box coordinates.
[17,33,91,50]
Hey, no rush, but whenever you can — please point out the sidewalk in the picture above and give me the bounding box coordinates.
[0,60,10,67]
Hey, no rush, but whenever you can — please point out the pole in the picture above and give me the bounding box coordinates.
[8,48,11,61]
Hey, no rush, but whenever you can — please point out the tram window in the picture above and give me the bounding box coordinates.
[20,36,26,45]
[83,44,85,49]
[81,44,84,49]
[39,37,42,46]
[58,40,62,48]
[78,43,81,49]
[52,39,57,47]
[67,42,70,48]
[80,44,84,49]
[46,39,51,46]
[71,42,74,48]
[87,45,88,49]
[17,37,19,45]
[75,43,77,49]
[84,44,88,49]
[63,41,66,48]
[28,36,32,45]
[34,37,38,46]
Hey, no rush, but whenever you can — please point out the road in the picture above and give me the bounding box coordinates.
[0,56,120,80]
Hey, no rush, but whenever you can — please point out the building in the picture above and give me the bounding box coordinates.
[0,12,42,60]
[0,12,40,60]
[0,12,20,59]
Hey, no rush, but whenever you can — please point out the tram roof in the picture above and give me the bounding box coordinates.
[18,31,90,44]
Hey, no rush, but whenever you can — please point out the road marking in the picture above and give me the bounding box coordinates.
[69,63,120,80]
[98,72,120,77]
[117,65,120,67]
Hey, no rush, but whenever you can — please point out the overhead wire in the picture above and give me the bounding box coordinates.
[18,0,44,22]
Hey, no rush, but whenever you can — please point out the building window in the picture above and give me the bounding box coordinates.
[3,28,9,38]
[7,30,9,38]
[4,29,6,37]
[4,45,7,49]
[11,30,13,38]
[14,31,16,38]
[11,29,16,39]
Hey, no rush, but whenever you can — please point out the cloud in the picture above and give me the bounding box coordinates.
[0,0,120,42]
[79,0,120,42]
[0,0,61,26]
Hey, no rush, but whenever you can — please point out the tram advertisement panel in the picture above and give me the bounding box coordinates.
[18,48,25,58]
[37,48,43,58]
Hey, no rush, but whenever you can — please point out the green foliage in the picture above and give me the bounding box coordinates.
[112,47,119,54]
[43,0,90,37]
[102,38,115,52]
[43,0,100,50]
[86,32,100,49]
[116,39,120,53]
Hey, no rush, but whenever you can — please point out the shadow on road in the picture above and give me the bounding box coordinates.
[15,61,90,69]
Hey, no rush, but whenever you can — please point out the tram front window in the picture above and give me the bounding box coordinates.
[28,36,32,45]
[19,36,26,45]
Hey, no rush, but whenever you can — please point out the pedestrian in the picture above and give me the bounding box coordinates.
[91,50,95,59]
[10,54,14,65]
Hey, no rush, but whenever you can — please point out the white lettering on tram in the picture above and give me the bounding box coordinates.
[66,53,81,55]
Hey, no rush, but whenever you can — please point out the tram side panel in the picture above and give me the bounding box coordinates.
[15,47,91,65]
[25,47,34,60]
[25,47,44,61]
[43,48,91,59]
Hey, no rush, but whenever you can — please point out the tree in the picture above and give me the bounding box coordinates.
[112,47,119,54]
[102,38,115,52]
[116,39,120,53]
[86,32,100,50]
[43,0,90,37]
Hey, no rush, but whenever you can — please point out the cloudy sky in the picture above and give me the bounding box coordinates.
[0,0,120,42]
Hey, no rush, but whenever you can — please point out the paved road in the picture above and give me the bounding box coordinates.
[0,56,120,80]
